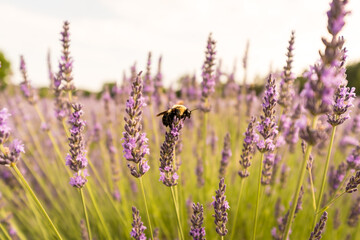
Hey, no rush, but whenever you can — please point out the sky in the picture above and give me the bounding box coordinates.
[0,0,359,91]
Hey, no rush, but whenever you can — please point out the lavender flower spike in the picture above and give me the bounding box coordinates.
[212,178,230,236]
[219,133,232,178]
[200,33,216,112]
[60,21,74,92]
[131,206,147,240]
[309,212,328,240]
[159,117,183,186]
[190,203,206,240]
[0,108,11,144]
[19,56,38,104]
[239,116,257,178]
[66,103,89,188]
[0,139,25,166]
[278,31,295,112]
[327,0,350,36]
[327,85,355,126]
[122,71,150,178]
[256,74,278,153]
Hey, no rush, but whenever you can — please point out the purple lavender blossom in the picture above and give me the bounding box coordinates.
[0,108,11,144]
[239,116,257,178]
[346,170,360,193]
[130,206,147,240]
[262,153,275,185]
[278,31,296,111]
[19,56,37,104]
[256,75,278,153]
[159,118,183,187]
[66,104,88,188]
[0,139,25,166]
[327,86,355,126]
[212,178,229,236]
[143,52,154,104]
[272,187,304,240]
[122,72,150,178]
[201,33,216,112]
[328,162,347,194]
[309,211,328,240]
[190,203,206,240]
[59,21,74,92]
[301,0,349,117]
[153,55,163,107]
[219,133,232,178]
[327,0,350,36]
[347,197,360,227]
[347,145,360,170]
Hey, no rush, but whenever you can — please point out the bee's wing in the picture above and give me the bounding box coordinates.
[156,110,168,117]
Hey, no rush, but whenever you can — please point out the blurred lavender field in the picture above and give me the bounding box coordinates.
[1,0,360,239]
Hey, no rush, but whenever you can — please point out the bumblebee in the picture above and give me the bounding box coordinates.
[157,103,196,128]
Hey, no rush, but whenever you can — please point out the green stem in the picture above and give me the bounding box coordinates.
[11,164,63,240]
[0,222,12,240]
[86,184,111,239]
[252,153,264,240]
[202,110,209,200]
[312,126,336,229]
[308,168,317,211]
[170,186,184,240]
[316,191,345,215]
[231,178,244,240]
[80,188,92,240]
[283,116,317,240]
[139,177,154,240]
[149,103,159,148]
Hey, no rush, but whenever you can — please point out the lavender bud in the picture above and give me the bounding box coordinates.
[143,52,154,104]
[0,139,25,166]
[60,21,74,92]
[200,33,216,112]
[239,116,257,178]
[0,108,11,144]
[130,206,147,240]
[327,86,355,126]
[219,133,232,178]
[19,56,38,104]
[346,170,360,193]
[256,75,278,153]
[347,145,360,170]
[190,203,206,240]
[309,212,328,240]
[122,72,150,178]
[347,197,360,227]
[66,103,89,188]
[278,31,296,111]
[159,118,183,187]
[261,153,275,185]
[212,178,229,236]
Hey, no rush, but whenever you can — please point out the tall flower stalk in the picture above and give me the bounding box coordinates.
[159,117,184,239]
[66,103,91,240]
[122,71,153,240]
[212,178,230,240]
[200,33,216,196]
[231,116,256,240]
[283,0,350,238]
[253,74,278,240]
[190,203,206,240]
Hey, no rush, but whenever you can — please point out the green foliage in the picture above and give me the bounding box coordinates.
[0,51,11,91]
[346,61,360,94]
